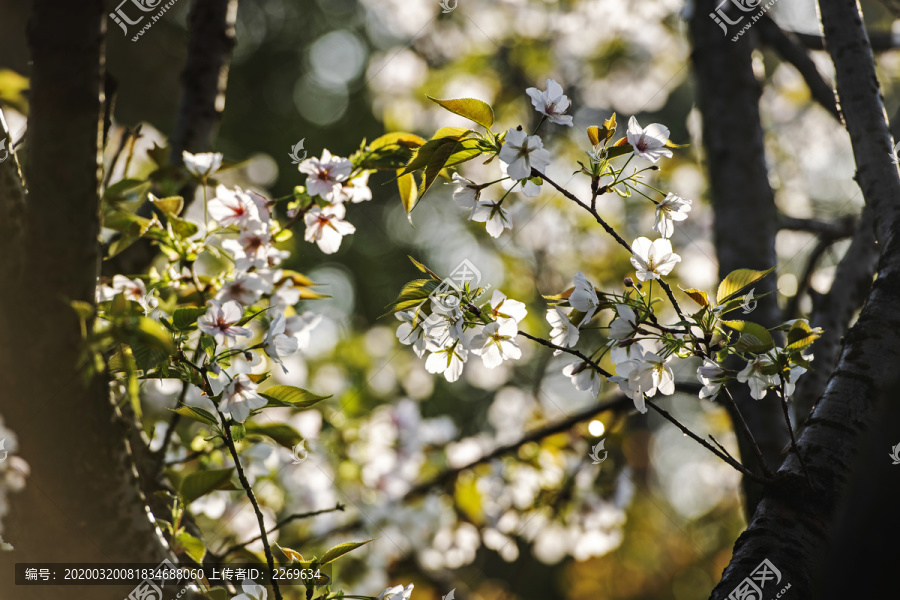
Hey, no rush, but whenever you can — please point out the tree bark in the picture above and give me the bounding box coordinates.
[689,0,790,518]
[709,0,900,596]
[0,2,176,598]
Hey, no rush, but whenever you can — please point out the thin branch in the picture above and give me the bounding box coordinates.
[214,503,346,559]
[217,408,283,600]
[757,17,840,120]
[787,28,900,52]
[645,400,773,486]
[777,377,814,490]
[784,235,831,320]
[723,386,775,479]
[533,168,685,319]
[777,214,856,238]
[517,330,612,378]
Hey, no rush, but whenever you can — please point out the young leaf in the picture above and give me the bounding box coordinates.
[716,267,775,305]
[319,538,376,565]
[173,306,207,331]
[397,169,419,216]
[231,422,246,443]
[149,194,185,217]
[260,385,331,409]
[368,132,426,151]
[175,531,206,563]
[426,96,494,129]
[418,139,460,198]
[180,468,236,504]
[722,320,775,353]
[276,542,304,563]
[786,320,822,352]
[245,422,303,448]
[680,288,709,307]
[170,405,219,428]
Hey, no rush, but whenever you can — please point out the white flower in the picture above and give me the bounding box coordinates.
[569,271,601,325]
[653,193,692,239]
[220,374,267,422]
[625,117,672,163]
[697,358,725,400]
[608,304,638,340]
[197,300,251,345]
[216,271,272,306]
[783,357,812,397]
[469,200,512,238]
[525,78,574,126]
[208,185,263,228]
[426,342,468,382]
[303,203,356,254]
[377,584,414,600]
[737,354,776,400]
[284,312,322,352]
[562,361,603,397]
[451,173,480,209]
[546,306,579,353]
[498,128,551,181]
[611,348,675,413]
[264,311,300,373]
[500,162,542,197]
[471,319,522,368]
[334,171,373,203]
[222,223,274,270]
[182,151,223,178]
[99,275,154,313]
[232,579,267,600]
[298,149,352,200]
[423,299,465,349]
[396,310,428,358]
[630,237,681,281]
[488,290,527,325]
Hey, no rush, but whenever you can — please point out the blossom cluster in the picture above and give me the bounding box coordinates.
[0,414,28,551]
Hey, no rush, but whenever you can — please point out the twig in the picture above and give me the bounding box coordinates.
[777,377,814,490]
[517,330,612,377]
[214,504,347,559]
[723,386,775,479]
[217,408,283,600]
[645,400,773,486]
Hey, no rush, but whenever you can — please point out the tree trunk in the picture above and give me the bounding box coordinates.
[689,0,790,517]
[709,0,900,596]
[0,2,175,598]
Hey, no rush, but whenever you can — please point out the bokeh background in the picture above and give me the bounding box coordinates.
[1,0,896,598]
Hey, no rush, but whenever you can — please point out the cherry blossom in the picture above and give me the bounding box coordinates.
[608,304,638,341]
[498,128,551,181]
[469,200,512,238]
[197,300,251,345]
[500,163,542,197]
[264,311,301,373]
[220,374,267,422]
[298,149,352,200]
[526,78,574,126]
[208,185,263,228]
[451,173,480,209]
[562,361,603,397]
[653,193,692,239]
[471,319,522,368]
[425,342,468,382]
[630,237,681,281]
[217,271,272,306]
[182,151,223,178]
[488,290,527,325]
[395,310,428,358]
[546,306,579,353]
[625,117,673,163]
[697,358,725,400]
[232,579,267,600]
[334,171,373,203]
[737,354,776,400]
[569,271,601,325]
[610,347,675,413]
[222,224,274,270]
[377,584,414,600]
[303,203,356,254]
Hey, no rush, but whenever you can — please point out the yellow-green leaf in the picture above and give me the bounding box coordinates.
[716,267,775,305]
[369,132,426,151]
[180,468,236,504]
[722,320,775,353]
[397,169,419,215]
[149,194,185,217]
[245,422,303,448]
[170,405,219,428]
[681,288,709,307]
[426,96,494,130]
[260,385,331,409]
[276,543,304,563]
[175,531,206,563]
[319,539,376,565]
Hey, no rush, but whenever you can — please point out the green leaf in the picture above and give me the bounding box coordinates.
[175,531,206,563]
[369,132,426,151]
[246,422,303,448]
[319,538,376,565]
[260,385,331,409]
[180,468,236,504]
[276,543,304,563]
[722,320,775,353]
[443,138,484,169]
[231,422,246,443]
[173,306,207,331]
[397,169,419,216]
[680,288,709,307]
[104,178,151,202]
[716,267,775,305]
[786,320,822,352]
[430,126,473,141]
[418,138,460,198]
[170,406,219,428]
[427,96,494,129]
[400,136,460,176]
[382,278,439,316]
[149,194,184,217]
[168,214,199,239]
